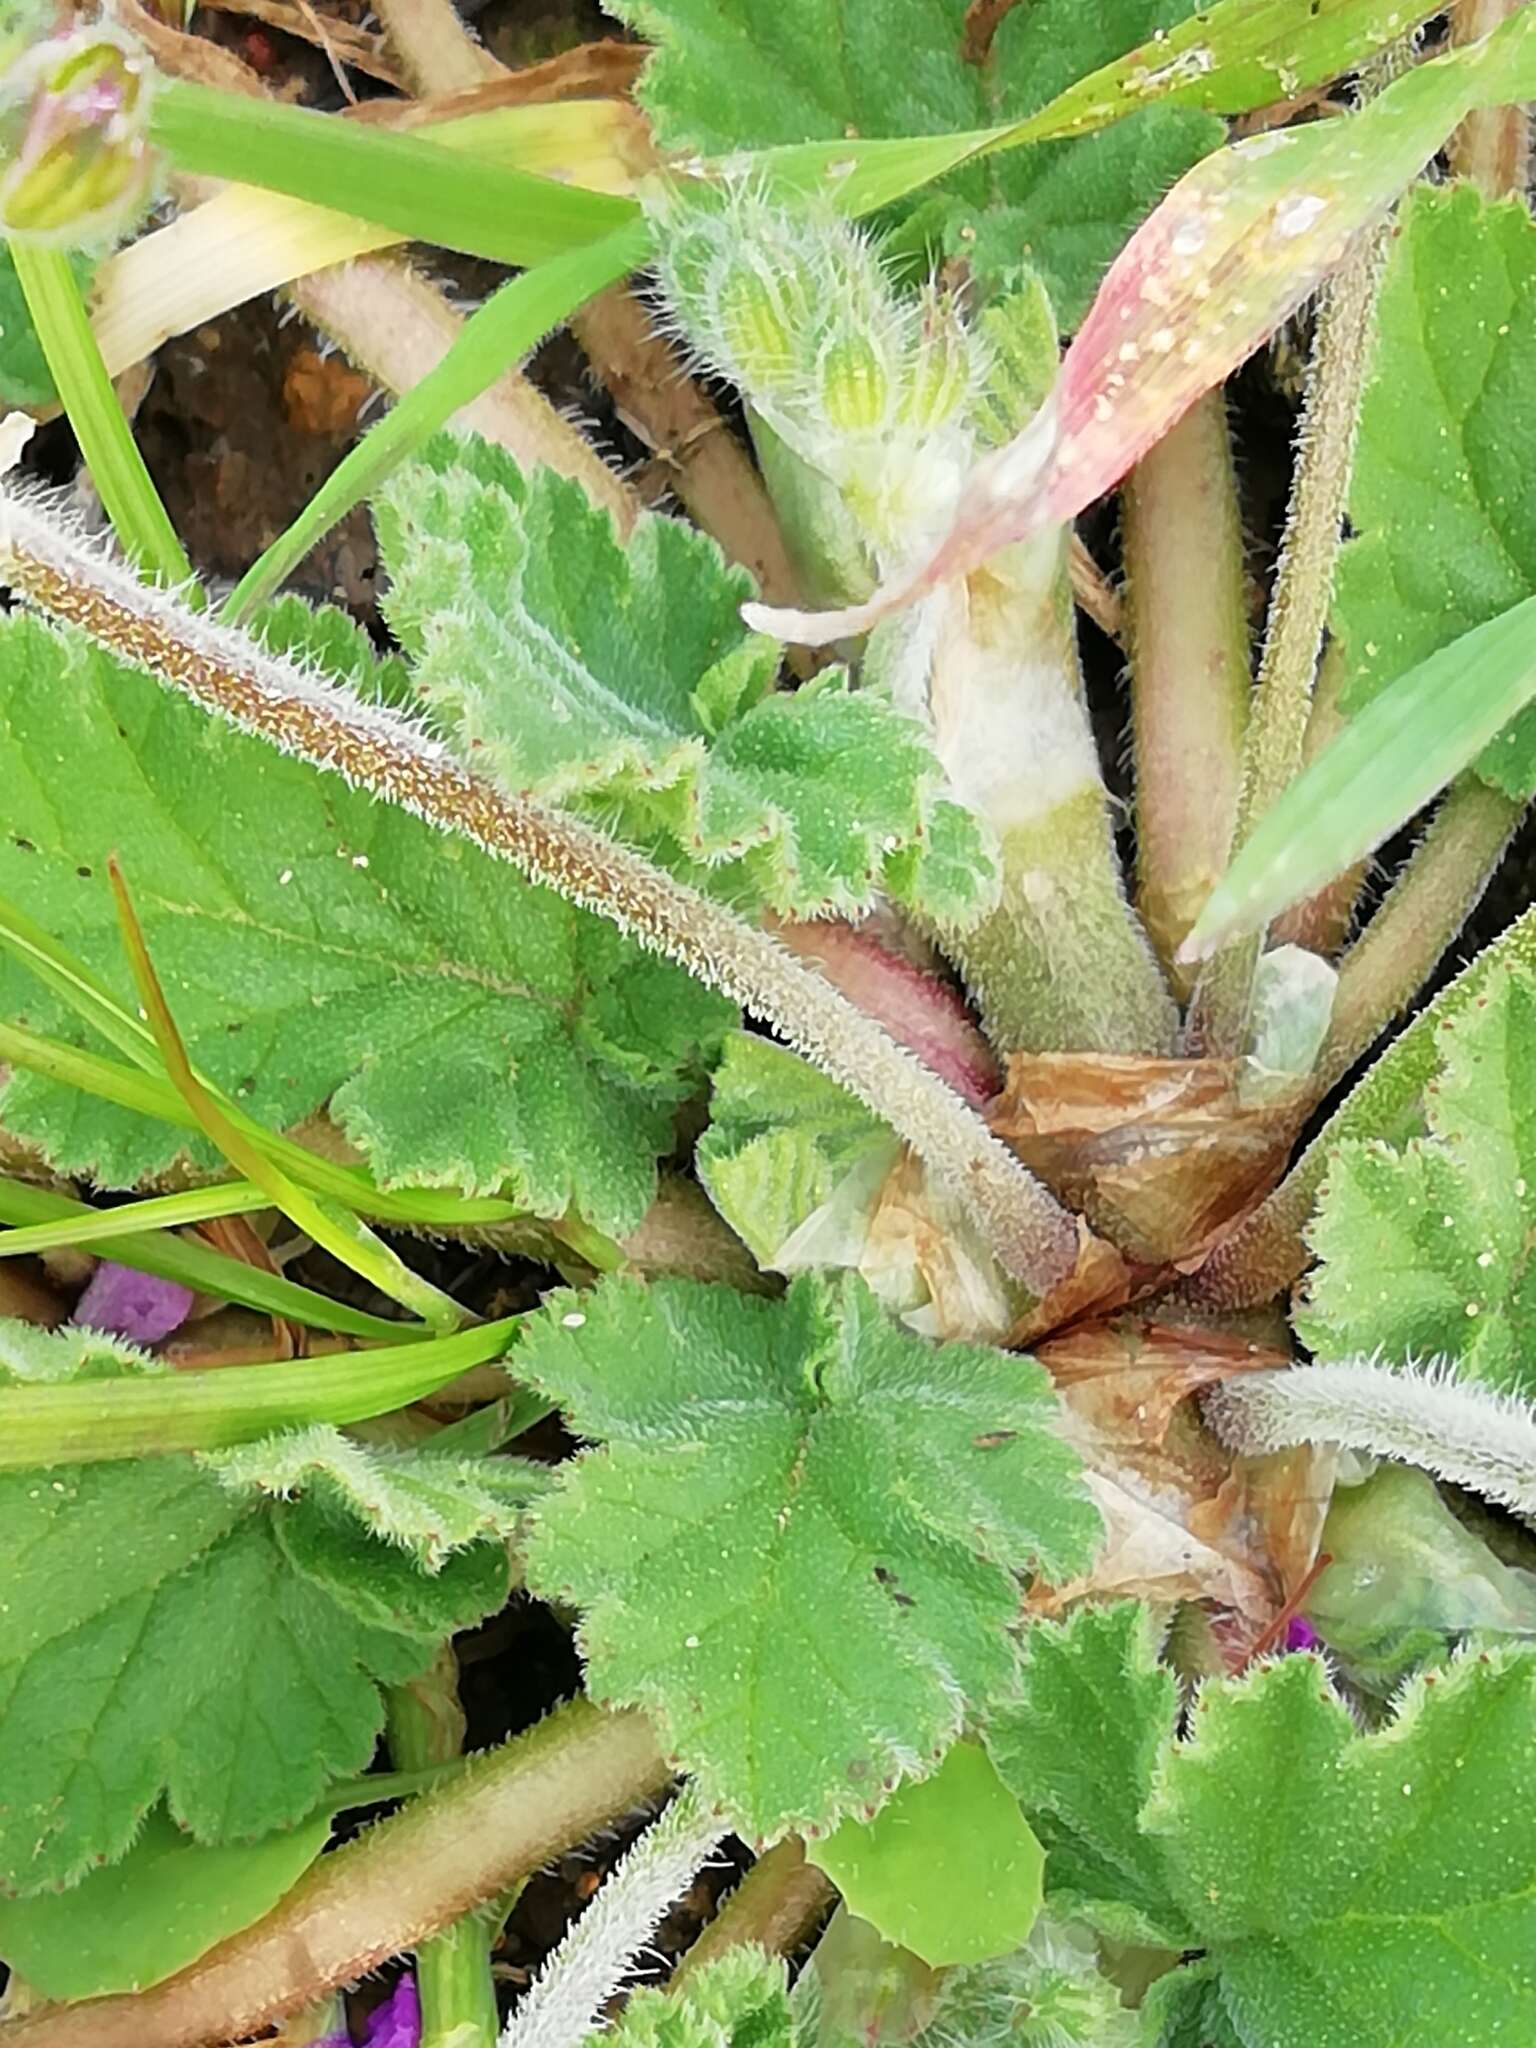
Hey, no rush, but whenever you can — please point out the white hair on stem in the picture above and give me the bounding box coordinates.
[1206,1355,1536,1520]
[0,479,1080,1291]
[498,1781,725,2048]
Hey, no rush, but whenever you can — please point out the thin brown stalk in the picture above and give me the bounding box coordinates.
[371,0,504,93]
[1450,0,1532,197]
[197,0,407,87]
[670,1842,835,1987]
[0,492,1080,1292]
[1122,390,1251,994]
[0,1701,669,2048]
[1315,776,1521,1094]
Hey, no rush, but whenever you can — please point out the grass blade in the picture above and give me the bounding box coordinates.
[0,1315,522,1467]
[0,1176,421,1341]
[0,1016,522,1228]
[149,80,636,269]
[8,241,192,585]
[108,859,467,1332]
[222,219,648,621]
[1181,593,1536,960]
[0,1181,271,1257]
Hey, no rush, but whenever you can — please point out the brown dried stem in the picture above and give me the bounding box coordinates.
[671,1841,836,1987]
[1450,0,1532,197]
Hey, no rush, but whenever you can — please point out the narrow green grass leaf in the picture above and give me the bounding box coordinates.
[7,241,191,584]
[0,1017,524,1228]
[149,79,638,268]
[222,219,649,622]
[0,1313,520,1467]
[1182,594,1536,959]
[108,858,467,1332]
[0,1176,425,1342]
[0,1179,271,1256]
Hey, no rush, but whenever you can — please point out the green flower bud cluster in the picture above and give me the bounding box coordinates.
[652,185,992,570]
[0,22,156,244]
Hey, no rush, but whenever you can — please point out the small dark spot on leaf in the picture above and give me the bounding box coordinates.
[75,865,92,879]
[13,838,34,852]
[973,1430,1016,1449]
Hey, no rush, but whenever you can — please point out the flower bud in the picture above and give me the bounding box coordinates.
[0,26,156,244]
[713,252,802,393]
[817,328,892,433]
[899,288,975,431]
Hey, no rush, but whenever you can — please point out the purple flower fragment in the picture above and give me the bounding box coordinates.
[1283,1616,1320,1654]
[73,1259,194,1345]
[315,1973,421,2048]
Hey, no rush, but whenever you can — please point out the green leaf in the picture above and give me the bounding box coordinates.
[592,1948,794,2048]
[1336,183,1536,801]
[985,1603,1188,1949]
[0,1316,159,1386]
[274,1494,513,1639]
[199,1424,546,1569]
[994,1614,1536,2048]
[612,0,1221,326]
[0,1458,439,1890]
[695,1032,897,1270]
[375,441,995,925]
[0,1804,330,2000]
[912,1933,1139,2048]
[808,1739,1044,1966]
[521,1271,1100,1838]
[1180,593,1536,959]
[1295,963,1536,1393]
[0,244,93,407]
[0,611,732,1235]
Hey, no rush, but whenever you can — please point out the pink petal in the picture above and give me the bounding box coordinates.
[73,1260,195,1345]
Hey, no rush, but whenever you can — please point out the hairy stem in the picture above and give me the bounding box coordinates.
[927,547,1178,1058]
[1207,1361,1536,1520]
[1268,640,1366,955]
[1180,897,1536,1311]
[1317,775,1521,1092]
[1450,0,1532,197]
[1122,389,1251,993]
[0,1700,671,2048]
[672,1842,836,1987]
[388,1653,503,2048]
[501,1783,724,2048]
[0,490,1079,1292]
[1192,201,1394,1054]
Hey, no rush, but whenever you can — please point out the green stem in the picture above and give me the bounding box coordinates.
[0,1700,671,2048]
[1181,891,1536,1311]
[0,1177,270,1256]
[1192,173,1394,1053]
[8,240,191,585]
[1317,775,1521,1093]
[0,1314,521,1466]
[1268,639,1365,956]
[388,1652,503,2048]
[149,80,635,269]
[1122,390,1251,997]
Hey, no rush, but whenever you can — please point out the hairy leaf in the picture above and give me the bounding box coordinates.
[0,1314,159,1385]
[610,0,1221,325]
[0,1804,330,1999]
[592,1948,794,2048]
[991,1610,1536,2046]
[522,1271,1099,1837]
[912,1931,1139,2048]
[1295,963,1536,1392]
[985,1601,1186,1949]
[809,1739,1044,1966]
[375,441,995,925]
[0,611,731,1234]
[200,1424,545,1569]
[695,1032,898,1269]
[0,1434,513,1891]
[1336,184,1536,800]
